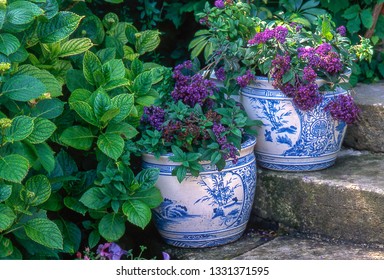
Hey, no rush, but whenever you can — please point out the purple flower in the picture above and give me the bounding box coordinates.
[315,43,332,55]
[96,243,127,260]
[325,95,360,124]
[162,252,171,260]
[236,70,255,88]
[273,26,288,43]
[248,29,275,45]
[215,67,226,81]
[171,61,218,107]
[213,123,227,145]
[336,26,347,36]
[214,0,225,9]
[293,82,322,111]
[142,106,165,131]
[303,66,317,82]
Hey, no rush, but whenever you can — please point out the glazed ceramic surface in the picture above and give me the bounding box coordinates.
[240,77,347,171]
[142,135,257,248]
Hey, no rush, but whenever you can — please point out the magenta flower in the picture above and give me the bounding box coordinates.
[325,95,360,124]
[214,0,225,9]
[236,70,255,88]
[336,26,347,36]
[96,243,127,260]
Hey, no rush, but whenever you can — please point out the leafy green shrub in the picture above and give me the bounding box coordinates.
[0,1,164,259]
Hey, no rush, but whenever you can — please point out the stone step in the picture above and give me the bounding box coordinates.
[344,82,384,152]
[233,235,384,260]
[253,149,384,246]
[161,228,384,260]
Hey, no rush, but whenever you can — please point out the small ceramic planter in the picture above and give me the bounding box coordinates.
[240,76,348,171]
[142,135,257,248]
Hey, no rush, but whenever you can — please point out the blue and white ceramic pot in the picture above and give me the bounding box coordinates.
[142,135,257,248]
[240,77,348,171]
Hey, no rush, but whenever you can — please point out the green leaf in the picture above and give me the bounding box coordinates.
[132,71,153,96]
[97,133,124,160]
[170,145,185,162]
[100,108,120,125]
[0,237,13,258]
[0,154,29,183]
[190,40,207,59]
[0,33,20,55]
[5,116,34,142]
[131,58,143,77]
[60,126,94,150]
[24,218,63,249]
[132,187,162,208]
[79,188,110,210]
[172,166,187,183]
[63,197,87,215]
[88,230,100,249]
[24,175,51,206]
[135,30,161,55]
[103,78,129,91]
[31,98,64,119]
[66,69,94,93]
[346,16,361,34]
[110,94,134,123]
[0,204,16,231]
[37,11,84,43]
[35,143,55,173]
[17,65,62,98]
[69,101,99,127]
[83,51,103,86]
[93,91,111,120]
[25,118,56,144]
[55,220,81,254]
[5,1,43,26]
[122,200,151,229]
[0,184,12,202]
[342,4,360,20]
[2,75,46,102]
[135,168,159,190]
[98,213,125,242]
[360,9,373,29]
[106,122,138,139]
[58,38,94,57]
[102,59,125,82]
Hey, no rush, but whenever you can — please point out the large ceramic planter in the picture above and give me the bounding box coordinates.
[240,77,348,171]
[142,135,257,248]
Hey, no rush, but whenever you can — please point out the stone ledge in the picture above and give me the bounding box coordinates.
[344,82,384,152]
[234,235,384,260]
[253,150,384,245]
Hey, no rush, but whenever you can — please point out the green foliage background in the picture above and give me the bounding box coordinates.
[95,0,383,83]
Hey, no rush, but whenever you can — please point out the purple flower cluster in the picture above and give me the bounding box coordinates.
[214,0,225,9]
[298,44,343,75]
[236,70,255,88]
[271,54,291,90]
[213,123,238,163]
[172,61,217,107]
[336,26,347,36]
[271,54,322,110]
[142,105,165,131]
[96,243,127,260]
[248,26,288,45]
[215,67,226,81]
[325,95,360,124]
[293,83,322,111]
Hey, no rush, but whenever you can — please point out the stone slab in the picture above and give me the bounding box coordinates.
[344,82,384,152]
[234,236,384,260]
[161,228,276,260]
[253,151,384,245]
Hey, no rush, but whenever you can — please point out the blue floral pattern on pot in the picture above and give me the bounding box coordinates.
[240,77,347,171]
[142,135,257,248]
